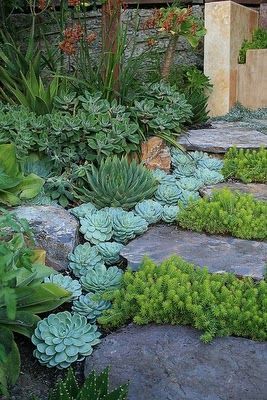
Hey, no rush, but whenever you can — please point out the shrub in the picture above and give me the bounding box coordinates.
[222,147,267,183]
[177,189,267,240]
[77,156,158,210]
[98,256,267,343]
[239,28,267,64]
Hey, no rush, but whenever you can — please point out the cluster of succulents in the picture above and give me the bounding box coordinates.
[32,311,101,368]
[72,294,111,323]
[44,274,82,301]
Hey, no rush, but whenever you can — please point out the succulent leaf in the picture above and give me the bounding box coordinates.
[44,274,82,301]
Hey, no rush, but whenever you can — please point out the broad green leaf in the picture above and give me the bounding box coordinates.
[0,144,20,178]
[14,173,44,200]
[0,327,20,393]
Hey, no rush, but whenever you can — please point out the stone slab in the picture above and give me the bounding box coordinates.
[14,206,79,271]
[179,121,267,153]
[121,225,267,280]
[200,182,267,201]
[85,324,267,400]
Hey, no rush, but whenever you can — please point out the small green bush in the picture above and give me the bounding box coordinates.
[98,256,267,343]
[239,28,267,64]
[177,189,267,240]
[222,147,267,183]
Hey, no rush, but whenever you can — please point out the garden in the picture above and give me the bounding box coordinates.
[0,0,266,399]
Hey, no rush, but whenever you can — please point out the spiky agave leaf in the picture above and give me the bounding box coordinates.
[77,156,158,210]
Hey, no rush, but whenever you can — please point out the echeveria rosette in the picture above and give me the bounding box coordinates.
[172,163,197,178]
[189,150,209,163]
[161,205,180,223]
[197,157,224,171]
[80,210,113,244]
[154,184,182,206]
[112,211,148,243]
[68,243,103,278]
[70,202,97,218]
[96,241,124,265]
[152,169,177,186]
[196,168,224,186]
[171,148,194,168]
[32,311,101,369]
[179,190,200,205]
[176,177,202,192]
[72,294,111,323]
[80,265,123,294]
[134,200,163,224]
[44,274,82,301]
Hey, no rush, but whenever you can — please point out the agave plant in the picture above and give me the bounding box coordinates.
[161,205,180,223]
[112,211,148,243]
[72,294,111,323]
[154,184,182,205]
[33,367,128,400]
[80,210,113,244]
[44,274,82,301]
[32,311,101,368]
[80,265,123,294]
[96,242,124,265]
[76,156,158,210]
[134,200,163,224]
[68,243,103,278]
[70,202,97,218]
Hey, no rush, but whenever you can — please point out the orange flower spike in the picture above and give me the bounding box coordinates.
[68,0,81,5]
[59,40,76,55]
[86,32,97,44]
[38,0,46,10]
[147,38,157,47]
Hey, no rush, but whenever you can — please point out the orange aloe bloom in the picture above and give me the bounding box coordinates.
[86,32,97,44]
[68,0,81,6]
[59,39,76,55]
[38,0,46,10]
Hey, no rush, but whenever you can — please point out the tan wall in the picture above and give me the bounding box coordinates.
[204,1,259,116]
[238,49,267,109]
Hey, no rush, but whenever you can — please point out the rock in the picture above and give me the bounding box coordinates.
[14,206,79,271]
[179,121,267,153]
[141,137,171,172]
[200,182,267,201]
[121,225,267,280]
[85,324,267,400]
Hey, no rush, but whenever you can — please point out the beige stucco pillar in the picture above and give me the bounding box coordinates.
[204,1,259,117]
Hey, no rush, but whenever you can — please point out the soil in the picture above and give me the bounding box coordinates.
[9,335,84,400]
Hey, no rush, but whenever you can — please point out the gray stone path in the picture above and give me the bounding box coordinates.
[85,324,267,400]
[121,225,267,280]
[200,182,267,201]
[179,121,267,153]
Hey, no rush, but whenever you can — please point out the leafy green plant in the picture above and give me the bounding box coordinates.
[76,156,158,210]
[222,146,267,183]
[0,210,71,396]
[32,311,101,369]
[0,143,44,206]
[239,28,267,64]
[33,367,128,400]
[99,256,267,343]
[177,189,267,240]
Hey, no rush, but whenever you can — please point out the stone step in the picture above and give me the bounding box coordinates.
[121,225,267,280]
[85,324,267,400]
[200,182,267,201]
[179,121,267,153]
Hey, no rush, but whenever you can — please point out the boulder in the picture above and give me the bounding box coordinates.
[141,137,171,172]
[200,182,267,201]
[14,206,79,271]
[85,324,267,400]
